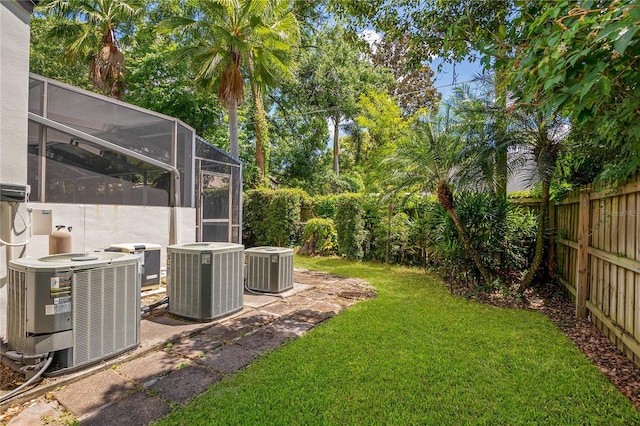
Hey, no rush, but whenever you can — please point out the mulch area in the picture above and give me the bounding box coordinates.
[447,280,640,410]
[0,364,23,392]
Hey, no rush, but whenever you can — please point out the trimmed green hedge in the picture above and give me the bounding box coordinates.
[299,218,337,256]
[243,188,309,247]
[314,195,337,219]
[334,193,366,260]
[242,189,537,284]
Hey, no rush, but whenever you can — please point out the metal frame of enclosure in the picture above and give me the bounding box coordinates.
[27,74,241,243]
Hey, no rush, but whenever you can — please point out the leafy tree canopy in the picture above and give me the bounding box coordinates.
[370,35,441,115]
[508,0,640,182]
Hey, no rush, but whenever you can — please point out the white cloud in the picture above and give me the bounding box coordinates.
[359,29,382,52]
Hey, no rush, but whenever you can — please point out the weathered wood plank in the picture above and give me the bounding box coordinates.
[636,277,640,342]
[576,190,590,318]
[587,300,640,361]
[626,271,634,335]
[590,179,640,201]
[588,246,640,273]
[556,238,578,250]
[617,266,625,327]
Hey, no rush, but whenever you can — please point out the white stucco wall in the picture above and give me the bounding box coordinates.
[25,204,197,268]
[0,1,33,339]
[0,1,30,186]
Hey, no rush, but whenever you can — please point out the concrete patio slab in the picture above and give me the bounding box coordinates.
[267,316,315,337]
[199,321,255,341]
[196,344,260,374]
[168,335,224,360]
[6,400,63,426]
[80,391,170,426]
[236,328,291,352]
[117,351,182,385]
[259,301,300,317]
[54,369,135,419]
[233,311,279,328]
[148,364,223,404]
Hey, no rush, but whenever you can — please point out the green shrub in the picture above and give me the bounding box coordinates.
[362,196,384,262]
[324,172,364,194]
[423,192,538,287]
[334,193,366,260]
[314,195,337,219]
[243,189,272,246]
[505,206,538,272]
[299,218,338,256]
[266,188,306,247]
[244,188,309,247]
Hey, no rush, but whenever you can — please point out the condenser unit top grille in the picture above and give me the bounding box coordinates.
[10,252,140,271]
[245,246,293,255]
[168,242,243,253]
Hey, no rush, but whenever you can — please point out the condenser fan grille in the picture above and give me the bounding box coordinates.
[7,269,27,352]
[73,264,140,368]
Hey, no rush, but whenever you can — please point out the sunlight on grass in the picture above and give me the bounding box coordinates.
[155,257,639,425]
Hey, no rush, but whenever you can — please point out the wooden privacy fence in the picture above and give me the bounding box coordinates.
[555,175,640,366]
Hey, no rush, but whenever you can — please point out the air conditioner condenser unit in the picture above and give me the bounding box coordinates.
[7,252,141,373]
[245,246,293,293]
[167,242,244,321]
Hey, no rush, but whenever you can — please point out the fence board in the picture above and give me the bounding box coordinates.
[636,192,640,260]
[555,175,640,367]
[636,277,640,342]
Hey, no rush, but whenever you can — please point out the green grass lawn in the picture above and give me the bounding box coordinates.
[155,257,640,425]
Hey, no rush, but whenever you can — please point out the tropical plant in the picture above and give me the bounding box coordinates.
[298,218,338,256]
[382,111,494,286]
[36,0,143,99]
[508,107,567,289]
[30,14,92,90]
[165,0,300,171]
[446,81,513,197]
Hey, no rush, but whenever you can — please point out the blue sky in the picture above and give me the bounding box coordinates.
[359,29,484,102]
[430,58,484,101]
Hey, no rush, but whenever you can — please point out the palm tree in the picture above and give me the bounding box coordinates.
[383,112,494,286]
[510,107,566,289]
[447,81,514,196]
[168,0,299,166]
[37,0,143,99]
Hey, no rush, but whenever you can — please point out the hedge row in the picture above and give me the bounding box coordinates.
[243,188,310,248]
[243,189,538,277]
[243,189,434,265]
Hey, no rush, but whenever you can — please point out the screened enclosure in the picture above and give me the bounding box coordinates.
[27,74,241,243]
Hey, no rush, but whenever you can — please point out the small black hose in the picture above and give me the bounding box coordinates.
[141,296,169,315]
[0,353,53,403]
[244,284,286,299]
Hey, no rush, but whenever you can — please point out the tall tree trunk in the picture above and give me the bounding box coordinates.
[495,143,508,199]
[228,100,239,161]
[494,65,508,201]
[248,57,268,184]
[251,81,268,182]
[436,181,493,286]
[519,178,550,290]
[332,112,340,176]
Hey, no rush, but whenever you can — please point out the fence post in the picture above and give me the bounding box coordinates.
[547,200,556,278]
[576,189,590,319]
